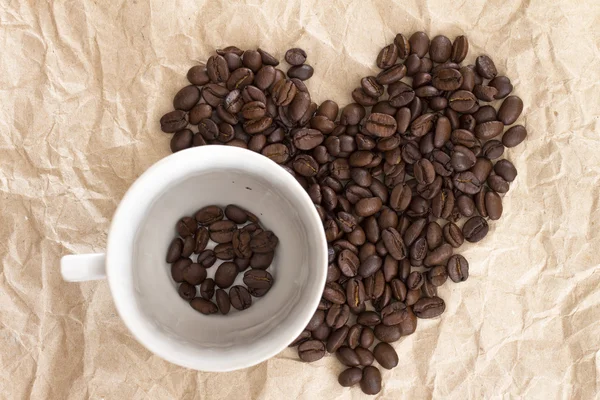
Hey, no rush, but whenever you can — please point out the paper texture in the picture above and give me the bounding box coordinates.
[1,0,599,398]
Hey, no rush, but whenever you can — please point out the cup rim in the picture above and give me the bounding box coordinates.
[105,145,327,372]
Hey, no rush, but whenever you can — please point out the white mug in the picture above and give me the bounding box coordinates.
[61,146,327,372]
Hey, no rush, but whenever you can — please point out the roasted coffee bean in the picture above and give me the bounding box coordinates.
[176,217,197,238]
[355,197,383,217]
[413,296,446,318]
[377,44,398,69]
[249,231,278,253]
[423,277,439,298]
[390,278,407,302]
[357,311,381,326]
[197,249,217,268]
[170,129,193,152]
[406,271,424,291]
[209,220,236,243]
[476,55,498,79]
[447,254,469,282]
[289,330,311,347]
[171,258,192,282]
[187,65,210,85]
[215,289,231,315]
[403,218,427,247]
[292,154,319,177]
[183,263,207,285]
[373,342,399,370]
[285,48,307,65]
[243,269,274,290]
[271,79,297,106]
[223,53,243,71]
[429,35,452,63]
[200,278,216,300]
[327,326,349,353]
[195,205,224,225]
[241,50,263,72]
[293,128,324,150]
[494,159,518,182]
[451,35,469,63]
[326,304,350,329]
[206,55,230,84]
[337,346,361,367]
[311,324,331,341]
[471,157,493,183]
[364,113,397,137]
[489,75,513,99]
[390,183,412,211]
[178,282,196,301]
[229,285,252,310]
[428,265,448,287]
[451,145,477,172]
[463,216,489,242]
[248,251,273,270]
[347,324,363,349]
[262,143,290,164]
[382,228,407,260]
[214,262,238,288]
[338,249,360,277]
[317,100,339,120]
[173,86,201,111]
[424,243,453,267]
[502,125,527,148]
[346,278,366,310]
[409,31,430,57]
[487,174,510,193]
[339,368,362,387]
[359,255,383,278]
[443,222,464,248]
[475,120,504,140]
[166,238,183,263]
[373,323,402,343]
[361,366,382,395]
[288,64,314,80]
[449,90,477,113]
[323,282,346,304]
[203,83,229,106]
[453,171,481,194]
[426,221,444,250]
[355,347,374,366]
[190,298,218,314]
[485,191,503,220]
[234,257,251,272]
[298,340,326,362]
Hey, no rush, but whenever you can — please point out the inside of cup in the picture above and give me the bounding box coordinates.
[131,162,324,369]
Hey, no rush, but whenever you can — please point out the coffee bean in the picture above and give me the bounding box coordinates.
[202,83,229,106]
[449,90,477,113]
[502,125,527,148]
[471,157,493,183]
[489,75,513,99]
[213,262,237,289]
[298,340,326,362]
[249,230,278,253]
[323,282,346,304]
[292,154,319,177]
[409,31,430,57]
[338,249,360,277]
[249,251,274,270]
[166,238,183,263]
[353,347,373,367]
[413,296,445,318]
[374,323,401,343]
[359,255,383,278]
[285,48,307,66]
[200,278,215,300]
[306,310,325,331]
[243,269,274,291]
[447,254,469,282]
[288,64,314,81]
[326,325,349,354]
[382,228,407,261]
[178,282,196,301]
[426,221,443,250]
[190,297,218,315]
[428,265,448,287]
[257,48,279,66]
[170,129,193,152]
[373,342,398,370]
[326,304,350,329]
[209,220,236,243]
[347,324,362,349]
[485,191,503,220]
[476,55,498,79]
[494,159,517,182]
[443,222,464,248]
[406,271,424,290]
[355,197,383,217]
[187,65,210,85]
[424,243,453,267]
[195,205,224,225]
[403,218,427,247]
[235,257,250,272]
[463,216,489,242]
[430,35,452,63]
[229,285,252,310]
[453,171,481,194]
[337,346,361,367]
[474,120,504,140]
[183,263,207,285]
[214,289,230,315]
[197,249,217,268]
[311,324,331,341]
[451,36,469,63]
[171,258,191,282]
[487,174,510,193]
[360,366,382,395]
[364,113,397,137]
[357,311,381,326]
[339,367,362,387]
[377,44,398,69]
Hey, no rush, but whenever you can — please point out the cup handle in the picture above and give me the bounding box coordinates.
[61,253,107,282]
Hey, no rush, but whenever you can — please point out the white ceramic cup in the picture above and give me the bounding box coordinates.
[61,146,328,372]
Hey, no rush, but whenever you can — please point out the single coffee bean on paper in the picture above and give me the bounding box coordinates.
[165,204,278,314]
[158,35,527,394]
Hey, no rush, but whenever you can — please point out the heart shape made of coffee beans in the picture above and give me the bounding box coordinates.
[159,32,526,395]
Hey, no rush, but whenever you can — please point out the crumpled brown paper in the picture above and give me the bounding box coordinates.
[1,0,599,398]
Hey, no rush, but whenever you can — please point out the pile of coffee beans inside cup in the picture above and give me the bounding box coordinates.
[166,204,278,314]
[159,32,526,395]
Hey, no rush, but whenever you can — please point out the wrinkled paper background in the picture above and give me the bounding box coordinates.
[1,0,599,398]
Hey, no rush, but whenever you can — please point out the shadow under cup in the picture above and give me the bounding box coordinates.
[120,150,326,371]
